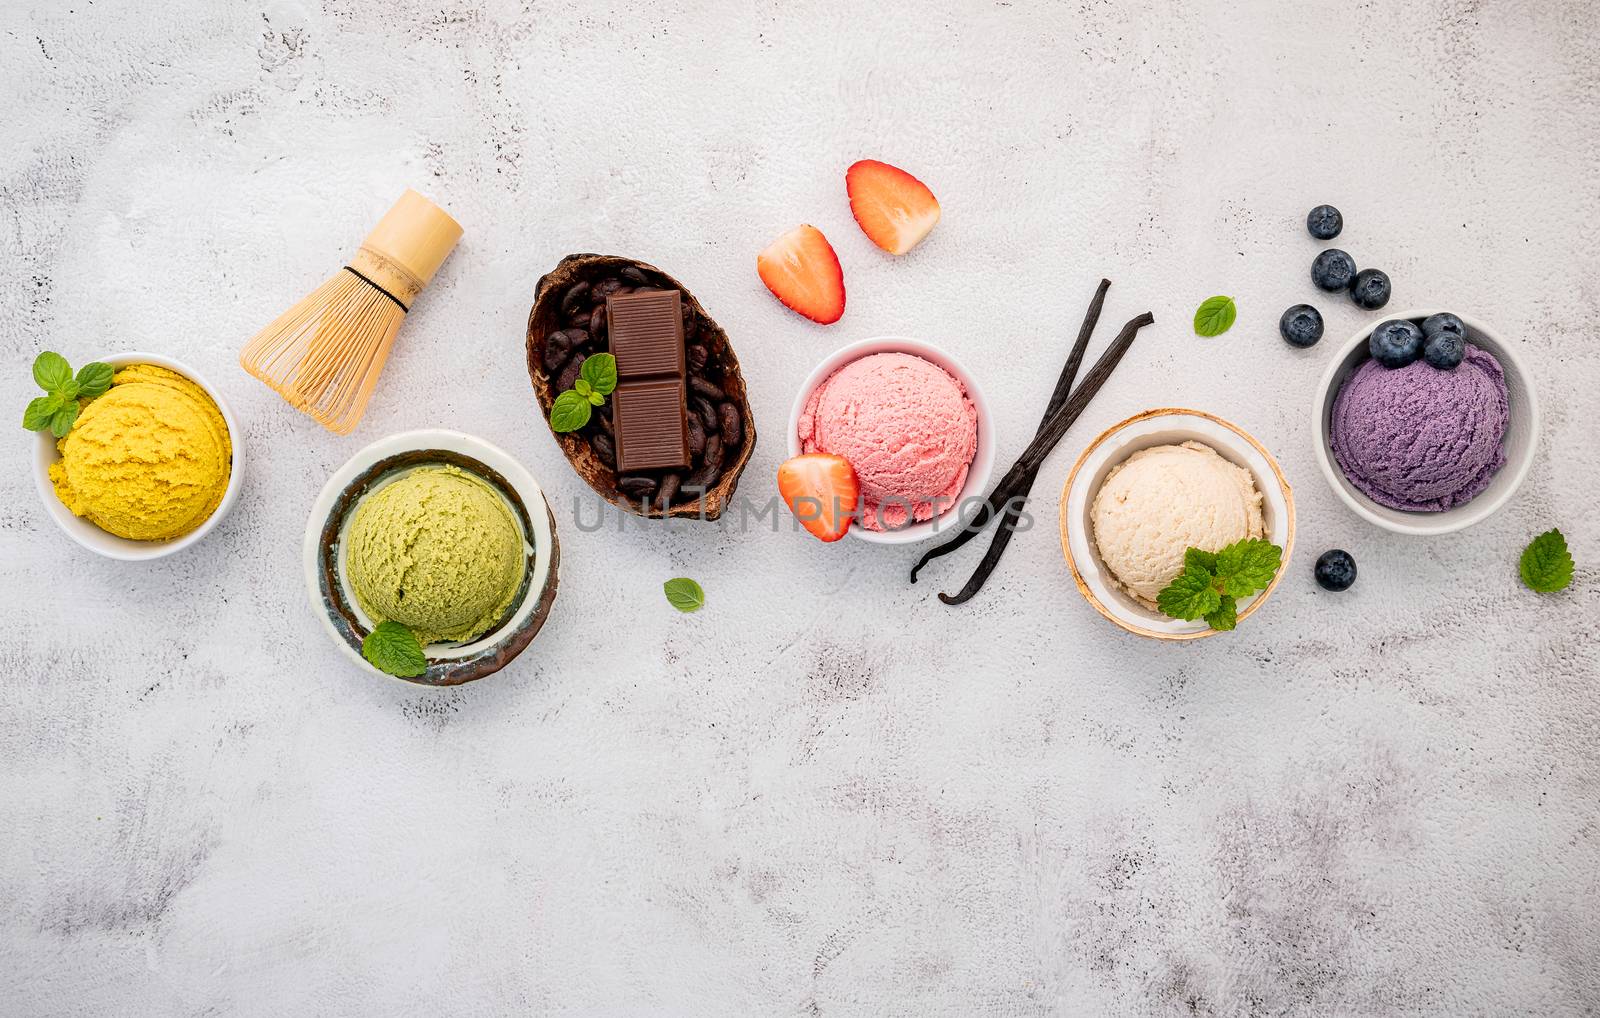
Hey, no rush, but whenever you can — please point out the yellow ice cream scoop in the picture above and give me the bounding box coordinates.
[48,364,233,541]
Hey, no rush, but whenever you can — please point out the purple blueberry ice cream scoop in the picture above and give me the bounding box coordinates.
[1329,343,1509,512]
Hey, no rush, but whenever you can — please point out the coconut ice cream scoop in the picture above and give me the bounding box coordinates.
[1090,441,1264,605]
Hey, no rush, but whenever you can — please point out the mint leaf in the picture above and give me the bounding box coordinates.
[581,353,618,396]
[32,351,71,392]
[1204,594,1238,632]
[49,401,79,438]
[1520,529,1574,593]
[362,621,427,677]
[1193,296,1237,337]
[1160,539,1283,629]
[587,391,604,406]
[1184,547,1218,574]
[23,395,62,431]
[573,378,593,398]
[75,362,114,397]
[1215,538,1281,597]
[663,577,704,613]
[1156,564,1222,621]
[549,389,593,432]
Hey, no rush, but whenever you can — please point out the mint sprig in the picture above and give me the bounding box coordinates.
[34,352,72,391]
[1193,296,1237,337]
[549,353,617,433]
[1156,538,1282,632]
[1520,529,1574,593]
[1207,594,1239,632]
[23,351,112,438]
[362,620,427,677]
[77,362,114,394]
[663,577,704,613]
[550,390,593,431]
[1156,564,1222,620]
[1216,539,1280,596]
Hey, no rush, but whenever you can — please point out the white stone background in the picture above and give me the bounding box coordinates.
[2,0,1598,1014]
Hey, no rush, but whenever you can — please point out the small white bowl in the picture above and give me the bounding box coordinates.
[31,352,244,561]
[1060,408,1296,641]
[302,429,560,686]
[786,337,995,545]
[1311,309,1538,536]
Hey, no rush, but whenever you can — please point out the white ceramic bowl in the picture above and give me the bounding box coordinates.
[786,337,995,545]
[31,351,244,561]
[1060,408,1295,641]
[302,429,559,686]
[1311,309,1538,536]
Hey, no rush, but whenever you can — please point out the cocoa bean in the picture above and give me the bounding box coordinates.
[687,435,723,488]
[589,305,606,338]
[718,402,741,447]
[542,329,573,371]
[619,266,649,286]
[686,344,709,372]
[591,432,615,468]
[658,472,681,510]
[560,282,590,318]
[555,351,588,393]
[617,475,657,500]
[690,376,725,401]
[686,413,706,456]
[691,395,719,432]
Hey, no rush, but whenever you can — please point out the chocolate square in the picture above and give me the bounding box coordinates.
[607,290,685,380]
[612,378,690,472]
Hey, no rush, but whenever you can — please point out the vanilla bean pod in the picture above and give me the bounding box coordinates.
[911,310,1153,599]
[992,311,1152,495]
[910,279,1110,584]
[936,282,1114,603]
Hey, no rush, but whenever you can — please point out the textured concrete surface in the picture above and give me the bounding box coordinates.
[2,1,1598,1014]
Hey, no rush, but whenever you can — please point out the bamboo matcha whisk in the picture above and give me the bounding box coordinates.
[240,189,462,434]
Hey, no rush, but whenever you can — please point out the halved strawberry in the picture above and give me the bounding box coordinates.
[846,159,940,255]
[757,225,846,324]
[778,454,860,543]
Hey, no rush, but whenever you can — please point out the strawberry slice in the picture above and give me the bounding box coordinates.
[778,454,860,543]
[757,225,846,324]
[846,159,940,255]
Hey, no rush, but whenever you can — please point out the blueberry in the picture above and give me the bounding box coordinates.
[1423,330,1465,369]
[1279,304,1324,348]
[1369,319,1424,368]
[1422,312,1464,338]
[1315,550,1357,592]
[1349,268,1391,309]
[1311,249,1357,292]
[1306,205,1343,240]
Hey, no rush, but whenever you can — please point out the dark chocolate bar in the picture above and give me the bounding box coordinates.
[607,289,690,473]
[607,290,685,379]
[612,379,690,471]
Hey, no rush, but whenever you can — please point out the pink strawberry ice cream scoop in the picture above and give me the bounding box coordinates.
[798,352,978,531]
